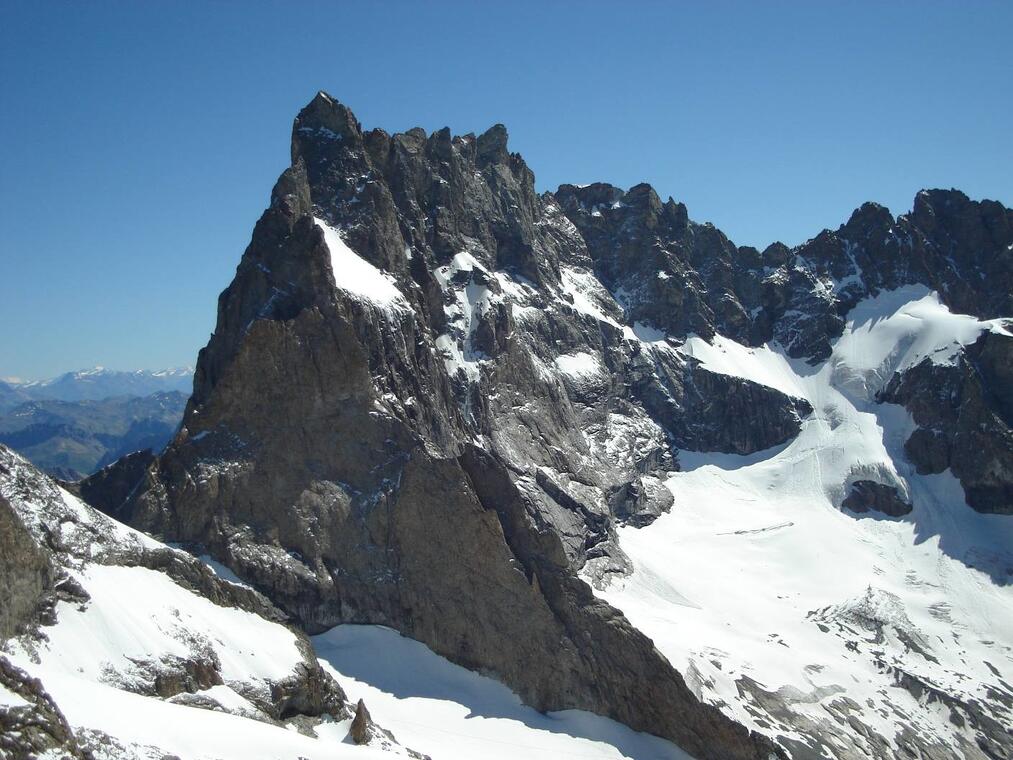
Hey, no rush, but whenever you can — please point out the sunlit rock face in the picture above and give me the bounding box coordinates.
[76,93,1013,759]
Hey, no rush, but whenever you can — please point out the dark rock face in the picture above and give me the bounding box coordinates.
[841,480,912,517]
[881,329,1013,514]
[76,93,1013,757]
[67,448,156,522]
[0,492,53,640]
[678,363,812,454]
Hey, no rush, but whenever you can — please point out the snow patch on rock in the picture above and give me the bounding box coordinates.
[314,217,409,313]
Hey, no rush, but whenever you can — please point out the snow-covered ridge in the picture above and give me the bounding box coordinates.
[15,367,194,388]
[2,367,194,404]
[831,284,1010,400]
[679,334,807,399]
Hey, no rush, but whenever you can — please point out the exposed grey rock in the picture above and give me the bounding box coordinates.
[881,329,1013,514]
[841,480,912,517]
[0,492,54,640]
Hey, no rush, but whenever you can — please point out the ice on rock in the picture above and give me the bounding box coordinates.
[554,351,605,381]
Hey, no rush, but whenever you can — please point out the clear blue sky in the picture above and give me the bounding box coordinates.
[1,1,1010,380]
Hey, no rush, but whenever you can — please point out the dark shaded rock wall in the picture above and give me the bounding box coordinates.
[881,329,1013,514]
[0,493,53,641]
[841,480,912,517]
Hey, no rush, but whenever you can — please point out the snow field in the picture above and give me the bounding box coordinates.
[593,287,1013,754]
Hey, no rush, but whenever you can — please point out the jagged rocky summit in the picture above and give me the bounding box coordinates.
[75,92,1013,758]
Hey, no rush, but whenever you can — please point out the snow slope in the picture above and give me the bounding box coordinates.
[14,672,391,760]
[5,559,385,759]
[2,449,694,760]
[6,551,695,760]
[592,288,1013,757]
[315,625,692,760]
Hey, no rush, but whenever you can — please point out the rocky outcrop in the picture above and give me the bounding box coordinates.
[841,480,912,517]
[347,698,430,759]
[678,363,812,454]
[881,329,1013,514]
[75,93,1012,757]
[0,492,53,640]
[348,698,373,745]
[0,655,93,760]
[0,444,351,733]
[66,448,156,522]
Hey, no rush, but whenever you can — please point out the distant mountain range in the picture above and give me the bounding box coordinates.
[0,368,192,478]
[0,367,193,410]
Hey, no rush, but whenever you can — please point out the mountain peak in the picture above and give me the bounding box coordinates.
[843,201,895,235]
[910,187,976,225]
[476,123,509,165]
[293,91,363,145]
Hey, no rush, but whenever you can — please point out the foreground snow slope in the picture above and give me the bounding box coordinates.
[595,287,1013,758]
[2,447,694,760]
[315,625,693,760]
[16,566,696,760]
